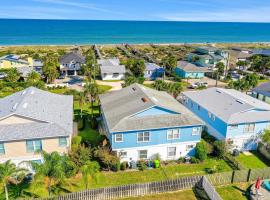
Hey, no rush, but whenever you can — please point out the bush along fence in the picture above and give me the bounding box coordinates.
[37,167,270,200]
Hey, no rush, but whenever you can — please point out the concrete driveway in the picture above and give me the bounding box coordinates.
[187,77,227,88]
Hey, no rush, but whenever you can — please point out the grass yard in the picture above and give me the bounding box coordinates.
[216,182,251,200]
[236,151,270,169]
[121,189,197,200]
[78,123,105,146]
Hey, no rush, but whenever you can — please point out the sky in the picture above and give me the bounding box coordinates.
[0,0,270,22]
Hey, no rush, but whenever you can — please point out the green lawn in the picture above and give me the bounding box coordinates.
[236,151,270,169]
[216,182,251,200]
[63,158,231,191]
[78,123,105,146]
[121,189,197,200]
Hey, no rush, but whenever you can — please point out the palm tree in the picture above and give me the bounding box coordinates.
[31,151,66,197]
[81,161,100,189]
[168,82,183,98]
[84,82,99,118]
[78,92,86,118]
[0,160,27,200]
[215,62,225,87]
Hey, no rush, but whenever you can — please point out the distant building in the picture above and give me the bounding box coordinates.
[175,61,209,79]
[187,47,229,70]
[252,49,270,57]
[0,54,29,69]
[98,58,126,80]
[99,83,203,162]
[59,52,86,76]
[0,87,74,167]
[252,82,270,104]
[182,88,270,151]
[144,63,164,80]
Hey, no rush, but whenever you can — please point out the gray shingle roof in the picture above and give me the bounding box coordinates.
[177,61,209,73]
[0,87,73,142]
[99,84,203,132]
[252,81,270,98]
[100,65,126,74]
[183,87,270,124]
[60,52,85,64]
[98,58,120,66]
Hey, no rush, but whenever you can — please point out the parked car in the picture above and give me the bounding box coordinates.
[0,72,7,79]
[190,82,208,89]
[57,74,66,79]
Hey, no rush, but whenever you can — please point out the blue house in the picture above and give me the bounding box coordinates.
[144,63,164,80]
[182,88,270,151]
[99,83,204,162]
[175,61,209,79]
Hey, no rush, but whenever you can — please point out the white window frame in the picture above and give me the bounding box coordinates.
[208,112,212,118]
[26,140,42,153]
[138,150,148,159]
[243,123,255,133]
[137,132,150,143]
[58,137,68,147]
[119,151,127,158]
[167,129,180,140]
[167,147,176,157]
[212,115,216,121]
[192,127,201,135]
[115,134,123,143]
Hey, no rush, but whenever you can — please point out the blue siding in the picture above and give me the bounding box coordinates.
[184,97,227,138]
[144,69,164,80]
[175,68,205,79]
[134,106,178,117]
[227,121,269,138]
[111,125,202,149]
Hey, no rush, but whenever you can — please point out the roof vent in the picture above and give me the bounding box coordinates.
[141,97,148,103]
[132,87,136,91]
[216,90,222,93]
[152,97,158,102]
[22,90,26,95]
[23,103,28,109]
[236,99,244,104]
[30,90,35,95]
[12,103,18,110]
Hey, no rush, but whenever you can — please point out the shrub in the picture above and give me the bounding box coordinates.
[120,161,129,170]
[195,142,207,161]
[112,161,121,172]
[213,140,227,159]
[178,157,185,163]
[190,157,200,164]
[138,160,147,171]
[69,144,91,168]
[151,153,161,161]
[154,160,160,168]
[137,77,145,84]
[71,136,82,148]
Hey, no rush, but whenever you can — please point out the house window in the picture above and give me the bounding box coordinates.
[147,70,151,75]
[137,132,150,142]
[244,123,255,133]
[229,125,238,130]
[115,134,123,142]
[0,143,5,155]
[26,140,42,153]
[192,127,201,135]
[167,129,180,140]
[167,147,176,157]
[186,144,194,151]
[59,137,68,147]
[212,115,216,121]
[138,150,148,159]
[208,112,212,118]
[119,151,127,158]
[197,105,201,111]
[190,102,193,108]
[112,73,119,78]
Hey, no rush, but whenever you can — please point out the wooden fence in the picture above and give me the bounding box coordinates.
[37,167,270,200]
[39,176,202,200]
[201,176,223,200]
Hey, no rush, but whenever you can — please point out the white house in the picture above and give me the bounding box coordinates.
[98,58,126,80]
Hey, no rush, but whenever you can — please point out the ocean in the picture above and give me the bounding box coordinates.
[1,19,270,45]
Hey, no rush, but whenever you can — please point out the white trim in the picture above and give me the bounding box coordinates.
[138,149,148,160]
[192,127,201,136]
[167,129,180,140]
[137,131,150,143]
[167,146,177,157]
[115,134,124,143]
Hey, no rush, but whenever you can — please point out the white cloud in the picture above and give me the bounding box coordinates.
[157,6,270,22]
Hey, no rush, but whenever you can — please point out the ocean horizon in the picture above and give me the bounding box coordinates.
[1,19,270,45]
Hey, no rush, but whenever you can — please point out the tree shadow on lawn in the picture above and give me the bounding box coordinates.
[251,151,270,167]
[232,184,251,200]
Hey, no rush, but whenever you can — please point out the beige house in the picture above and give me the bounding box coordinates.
[0,87,74,167]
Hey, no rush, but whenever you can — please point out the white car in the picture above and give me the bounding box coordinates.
[0,72,7,79]
[190,82,208,89]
